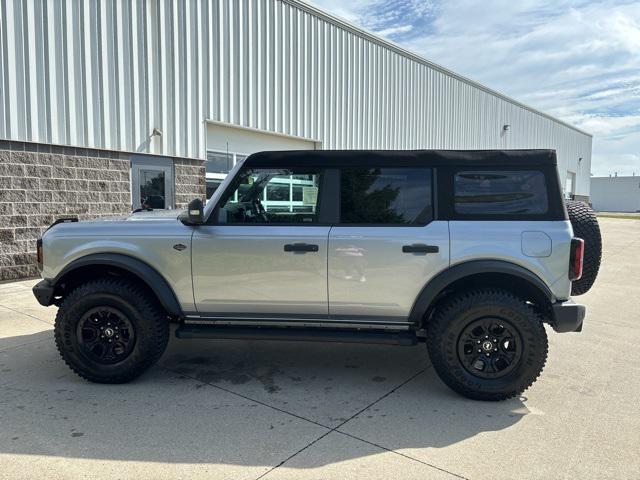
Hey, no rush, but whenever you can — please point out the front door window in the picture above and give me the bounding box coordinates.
[216,167,322,224]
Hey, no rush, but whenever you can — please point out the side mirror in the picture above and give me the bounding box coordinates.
[186,198,204,225]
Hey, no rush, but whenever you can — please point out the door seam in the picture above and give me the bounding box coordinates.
[326,225,333,316]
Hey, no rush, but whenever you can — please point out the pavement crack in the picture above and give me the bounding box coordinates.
[255,429,335,480]
[158,364,332,429]
[335,430,470,480]
[256,366,435,480]
[331,366,429,432]
[0,303,54,326]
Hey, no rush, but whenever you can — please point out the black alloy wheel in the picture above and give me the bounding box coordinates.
[457,317,522,379]
[77,307,136,364]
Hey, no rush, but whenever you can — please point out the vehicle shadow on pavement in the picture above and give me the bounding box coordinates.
[0,330,527,467]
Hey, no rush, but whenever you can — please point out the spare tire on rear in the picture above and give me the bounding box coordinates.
[566,200,602,295]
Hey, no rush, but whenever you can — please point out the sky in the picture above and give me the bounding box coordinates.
[309,0,640,177]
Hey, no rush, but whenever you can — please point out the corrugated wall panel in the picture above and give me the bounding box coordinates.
[0,0,592,195]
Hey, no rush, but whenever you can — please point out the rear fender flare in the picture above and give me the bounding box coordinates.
[408,260,554,325]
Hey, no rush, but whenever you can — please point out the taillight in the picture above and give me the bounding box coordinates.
[569,238,584,281]
[36,238,43,271]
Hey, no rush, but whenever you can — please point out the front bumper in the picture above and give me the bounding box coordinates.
[551,299,585,333]
[32,279,55,307]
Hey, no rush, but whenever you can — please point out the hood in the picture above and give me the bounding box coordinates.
[87,209,185,223]
[43,208,192,239]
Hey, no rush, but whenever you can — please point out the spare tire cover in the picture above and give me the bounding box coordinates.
[566,200,602,295]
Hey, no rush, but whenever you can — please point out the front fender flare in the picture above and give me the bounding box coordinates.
[52,253,183,316]
[408,260,554,325]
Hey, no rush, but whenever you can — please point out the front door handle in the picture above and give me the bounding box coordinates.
[402,244,439,254]
[284,243,319,253]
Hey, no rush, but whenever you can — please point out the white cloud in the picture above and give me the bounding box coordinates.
[376,24,414,37]
[309,0,640,176]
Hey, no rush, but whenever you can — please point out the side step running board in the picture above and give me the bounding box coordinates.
[175,325,420,346]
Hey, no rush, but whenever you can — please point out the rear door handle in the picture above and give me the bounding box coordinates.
[284,243,319,253]
[402,244,439,254]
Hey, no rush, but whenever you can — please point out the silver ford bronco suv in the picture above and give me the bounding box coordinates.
[33,150,602,401]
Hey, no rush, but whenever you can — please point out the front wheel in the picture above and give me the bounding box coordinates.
[54,278,169,383]
[426,288,548,401]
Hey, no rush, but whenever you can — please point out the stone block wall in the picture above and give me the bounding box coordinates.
[174,158,206,208]
[1,141,207,281]
[0,142,131,281]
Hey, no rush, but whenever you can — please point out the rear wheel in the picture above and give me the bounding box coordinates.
[426,288,548,401]
[54,278,169,383]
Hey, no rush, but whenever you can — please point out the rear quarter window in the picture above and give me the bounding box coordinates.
[454,170,548,215]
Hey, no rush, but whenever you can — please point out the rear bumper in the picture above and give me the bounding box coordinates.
[32,279,55,307]
[551,299,585,333]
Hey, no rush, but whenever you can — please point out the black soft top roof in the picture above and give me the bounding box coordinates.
[244,149,557,168]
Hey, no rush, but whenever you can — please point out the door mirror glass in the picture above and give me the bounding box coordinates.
[187,198,204,224]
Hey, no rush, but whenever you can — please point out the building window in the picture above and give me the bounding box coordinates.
[205,151,247,199]
[139,169,166,209]
[206,151,233,173]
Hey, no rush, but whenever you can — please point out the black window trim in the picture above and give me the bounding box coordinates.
[336,166,435,227]
[204,161,566,225]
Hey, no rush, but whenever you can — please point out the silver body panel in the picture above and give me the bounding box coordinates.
[328,222,450,318]
[40,212,197,312]
[449,220,573,301]
[192,225,330,315]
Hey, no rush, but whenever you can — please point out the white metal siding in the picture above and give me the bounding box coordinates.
[0,0,592,195]
[590,177,640,212]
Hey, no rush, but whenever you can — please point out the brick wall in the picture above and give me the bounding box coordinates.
[174,158,206,208]
[0,143,131,281]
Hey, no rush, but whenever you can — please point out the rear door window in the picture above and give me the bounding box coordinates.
[454,170,548,215]
[340,167,433,224]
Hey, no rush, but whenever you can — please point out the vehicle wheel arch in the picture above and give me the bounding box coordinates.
[410,260,555,328]
[51,253,183,317]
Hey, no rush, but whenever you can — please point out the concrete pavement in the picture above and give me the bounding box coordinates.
[1,217,639,479]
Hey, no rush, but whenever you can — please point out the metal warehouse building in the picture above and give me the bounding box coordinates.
[1,0,592,280]
[590,176,640,212]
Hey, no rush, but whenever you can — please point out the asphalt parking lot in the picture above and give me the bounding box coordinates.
[1,217,639,480]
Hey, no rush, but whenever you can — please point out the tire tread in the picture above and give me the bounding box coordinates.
[426,288,548,401]
[54,277,169,384]
[566,200,602,296]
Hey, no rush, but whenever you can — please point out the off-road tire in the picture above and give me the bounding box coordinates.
[54,278,169,383]
[566,200,602,296]
[426,288,548,401]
